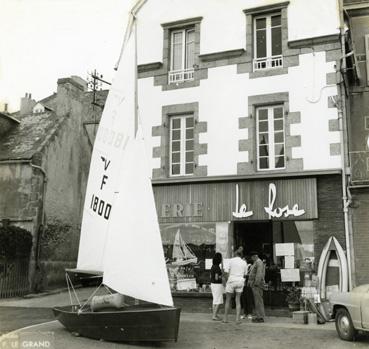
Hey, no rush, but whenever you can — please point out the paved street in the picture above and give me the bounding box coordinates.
[0,288,369,348]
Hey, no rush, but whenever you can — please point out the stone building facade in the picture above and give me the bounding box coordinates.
[344,0,369,286]
[0,77,104,290]
[134,0,350,297]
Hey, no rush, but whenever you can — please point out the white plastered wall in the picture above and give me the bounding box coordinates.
[136,0,341,176]
[137,0,339,64]
[139,50,340,176]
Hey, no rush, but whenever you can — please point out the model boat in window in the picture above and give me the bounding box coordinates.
[171,229,198,266]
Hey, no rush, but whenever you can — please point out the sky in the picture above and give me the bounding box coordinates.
[0,0,133,112]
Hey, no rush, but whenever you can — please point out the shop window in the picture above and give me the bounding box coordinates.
[256,105,285,171]
[169,115,194,176]
[253,13,283,71]
[169,28,195,84]
[160,223,216,291]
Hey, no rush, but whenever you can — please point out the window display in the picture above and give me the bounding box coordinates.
[160,223,216,291]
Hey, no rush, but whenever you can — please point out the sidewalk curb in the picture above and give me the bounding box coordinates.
[180,313,336,331]
[23,286,82,299]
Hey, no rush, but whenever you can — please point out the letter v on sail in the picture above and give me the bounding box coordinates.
[53,0,181,342]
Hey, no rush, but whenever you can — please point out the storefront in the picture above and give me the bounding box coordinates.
[153,174,345,303]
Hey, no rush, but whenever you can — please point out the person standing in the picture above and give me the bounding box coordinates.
[241,255,254,319]
[223,247,247,324]
[210,252,224,320]
[248,251,266,323]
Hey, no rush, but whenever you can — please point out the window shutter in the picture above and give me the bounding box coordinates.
[365,34,369,86]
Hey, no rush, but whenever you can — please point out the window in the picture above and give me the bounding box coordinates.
[169,28,195,84]
[254,13,282,71]
[365,116,369,130]
[170,115,194,176]
[256,106,285,170]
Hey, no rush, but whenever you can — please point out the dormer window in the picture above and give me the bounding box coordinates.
[253,13,283,71]
[169,28,195,84]
[32,103,45,114]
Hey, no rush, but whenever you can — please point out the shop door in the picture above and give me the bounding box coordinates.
[234,222,273,260]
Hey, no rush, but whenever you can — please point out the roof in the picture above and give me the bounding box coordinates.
[0,111,63,161]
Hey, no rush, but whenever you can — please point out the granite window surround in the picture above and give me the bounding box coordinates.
[151,102,207,179]
[239,1,293,78]
[154,17,204,91]
[138,34,342,81]
[237,92,303,175]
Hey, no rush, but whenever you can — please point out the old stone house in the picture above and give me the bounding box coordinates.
[343,0,369,286]
[0,76,105,291]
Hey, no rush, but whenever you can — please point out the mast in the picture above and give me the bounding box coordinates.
[101,0,174,306]
[134,16,138,137]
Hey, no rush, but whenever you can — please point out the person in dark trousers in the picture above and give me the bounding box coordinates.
[247,251,266,322]
[241,255,254,319]
[210,252,224,320]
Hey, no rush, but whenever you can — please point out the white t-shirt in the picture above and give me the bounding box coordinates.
[226,257,247,282]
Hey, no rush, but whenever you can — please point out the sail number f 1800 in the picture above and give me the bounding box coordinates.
[90,194,112,220]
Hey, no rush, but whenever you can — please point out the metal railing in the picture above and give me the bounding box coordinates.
[0,259,30,298]
[253,55,283,71]
[168,68,194,84]
[349,151,369,183]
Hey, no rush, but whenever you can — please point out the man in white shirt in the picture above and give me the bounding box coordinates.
[222,246,247,324]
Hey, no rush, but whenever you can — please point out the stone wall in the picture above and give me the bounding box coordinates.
[37,78,92,289]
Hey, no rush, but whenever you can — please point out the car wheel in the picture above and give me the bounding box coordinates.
[335,308,356,341]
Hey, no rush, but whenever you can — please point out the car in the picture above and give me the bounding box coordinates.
[330,284,369,341]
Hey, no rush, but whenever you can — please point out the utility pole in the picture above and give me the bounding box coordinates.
[87,69,111,109]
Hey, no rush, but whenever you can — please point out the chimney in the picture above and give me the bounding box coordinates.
[56,76,87,116]
[4,103,8,113]
[20,92,36,115]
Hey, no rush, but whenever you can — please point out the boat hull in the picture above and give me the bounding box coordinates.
[53,304,181,342]
[317,236,348,300]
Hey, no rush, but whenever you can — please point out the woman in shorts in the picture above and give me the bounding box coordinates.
[210,252,224,320]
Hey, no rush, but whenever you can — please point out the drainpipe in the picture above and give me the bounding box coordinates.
[30,163,47,270]
[338,0,355,290]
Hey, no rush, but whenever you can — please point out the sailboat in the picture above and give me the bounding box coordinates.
[53,0,181,342]
[171,230,198,266]
[170,230,198,291]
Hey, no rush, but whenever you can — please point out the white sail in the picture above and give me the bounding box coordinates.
[103,130,173,306]
[76,7,135,272]
[78,3,173,307]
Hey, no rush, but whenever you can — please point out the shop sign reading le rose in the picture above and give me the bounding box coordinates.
[232,183,306,219]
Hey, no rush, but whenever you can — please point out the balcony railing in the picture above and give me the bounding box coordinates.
[168,68,194,84]
[350,151,369,183]
[253,55,283,71]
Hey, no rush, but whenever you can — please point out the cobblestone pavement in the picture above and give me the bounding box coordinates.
[1,313,369,349]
